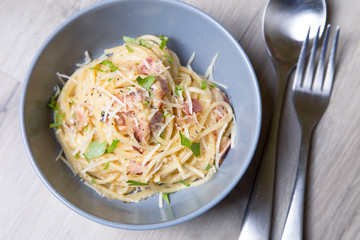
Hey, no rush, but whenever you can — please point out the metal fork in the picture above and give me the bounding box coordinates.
[281,24,340,240]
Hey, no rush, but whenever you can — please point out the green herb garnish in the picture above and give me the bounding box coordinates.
[139,39,151,49]
[143,100,149,106]
[168,58,173,64]
[108,77,114,82]
[103,161,111,170]
[159,36,169,50]
[125,45,134,53]
[127,180,148,186]
[205,164,212,171]
[49,112,65,129]
[100,60,118,72]
[48,86,60,110]
[84,125,88,132]
[69,96,75,105]
[106,139,120,153]
[89,67,109,72]
[179,131,201,157]
[84,141,107,160]
[201,80,208,90]
[162,112,169,117]
[136,75,156,91]
[209,83,216,88]
[91,178,96,184]
[175,85,183,96]
[179,180,190,187]
[75,153,80,159]
[160,131,166,139]
[162,192,170,205]
[123,35,135,43]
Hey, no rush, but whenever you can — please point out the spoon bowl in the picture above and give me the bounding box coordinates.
[264,0,327,64]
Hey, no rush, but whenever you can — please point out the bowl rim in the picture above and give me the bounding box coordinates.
[20,0,262,230]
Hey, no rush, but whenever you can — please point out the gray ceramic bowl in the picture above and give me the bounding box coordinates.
[21,0,261,230]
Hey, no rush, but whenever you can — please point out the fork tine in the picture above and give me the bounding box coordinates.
[293,28,310,91]
[303,26,320,89]
[313,25,331,91]
[322,26,340,93]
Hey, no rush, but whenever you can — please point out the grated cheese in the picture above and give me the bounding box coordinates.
[215,122,228,169]
[204,53,219,79]
[157,115,175,137]
[186,51,196,69]
[96,86,124,107]
[142,143,162,166]
[184,85,193,114]
[76,50,91,67]
[153,97,183,108]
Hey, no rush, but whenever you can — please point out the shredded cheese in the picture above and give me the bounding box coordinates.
[184,85,193,114]
[142,143,162,166]
[215,122,228,169]
[157,115,175,137]
[76,50,92,67]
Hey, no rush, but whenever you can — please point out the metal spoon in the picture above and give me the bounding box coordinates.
[239,0,326,239]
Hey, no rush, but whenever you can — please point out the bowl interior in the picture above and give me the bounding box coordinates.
[21,0,261,229]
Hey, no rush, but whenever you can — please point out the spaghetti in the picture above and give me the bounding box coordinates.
[51,35,235,203]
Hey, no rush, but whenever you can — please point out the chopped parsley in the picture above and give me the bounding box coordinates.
[201,80,208,90]
[160,131,166,139]
[49,112,64,129]
[136,75,156,91]
[209,83,216,88]
[143,100,149,106]
[179,131,201,157]
[89,67,109,72]
[126,180,148,186]
[168,58,173,64]
[108,77,114,82]
[162,112,169,117]
[84,141,107,161]
[106,139,120,153]
[179,180,190,187]
[205,164,212,171]
[75,153,80,159]
[48,86,60,110]
[91,178,96,184]
[69,95,75,104]
[123,35,135,44]
[139,39,151,49]
[159,36,169,50]
[84,125,88,132]
[100,60,118,72]
[125,45,134,53]
[103,161,111,170]
[162,192,170,205]
[175,85,183,96]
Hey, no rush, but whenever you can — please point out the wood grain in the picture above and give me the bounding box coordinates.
[1,0,359,239]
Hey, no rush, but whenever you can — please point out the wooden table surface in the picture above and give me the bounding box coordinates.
[1,0,359,239]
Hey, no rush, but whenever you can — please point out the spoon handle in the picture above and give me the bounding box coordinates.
[239,66,290,240]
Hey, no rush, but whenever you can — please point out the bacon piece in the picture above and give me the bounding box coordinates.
[149,111,163,132]
[74,104,89,130]
[126,160,144,175]
[133,146,143,154]
[151,76,170,109]
[183,99,203,115]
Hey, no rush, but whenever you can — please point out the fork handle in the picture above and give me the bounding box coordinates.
[281,128,312,240]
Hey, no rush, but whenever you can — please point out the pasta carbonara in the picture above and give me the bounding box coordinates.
[50,35,235,204]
